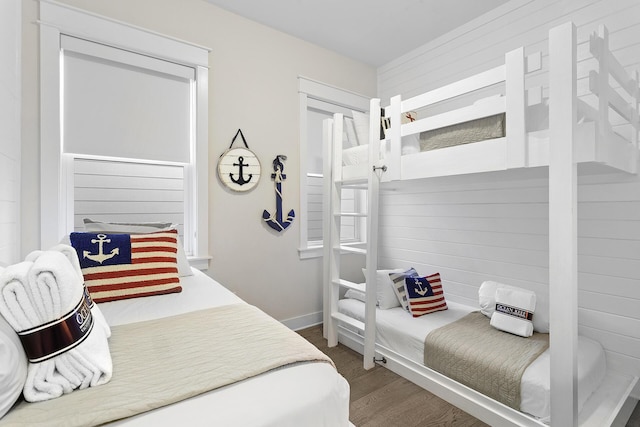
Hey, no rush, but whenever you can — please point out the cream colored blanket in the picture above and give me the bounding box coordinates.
[2,303,334,426]
[424,311,548,410]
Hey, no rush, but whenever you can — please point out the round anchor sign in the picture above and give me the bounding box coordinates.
[217,130,261,192]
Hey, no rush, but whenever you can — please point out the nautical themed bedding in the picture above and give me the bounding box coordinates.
[337,297,606,422]
[1,269,351,426]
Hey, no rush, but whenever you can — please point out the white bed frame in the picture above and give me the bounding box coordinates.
[323,21,639,427]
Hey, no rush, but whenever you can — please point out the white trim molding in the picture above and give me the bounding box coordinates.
[39,0,210,267]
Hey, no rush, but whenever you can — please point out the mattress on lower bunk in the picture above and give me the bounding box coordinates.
[341,113,505,166]
[338,297,606,423]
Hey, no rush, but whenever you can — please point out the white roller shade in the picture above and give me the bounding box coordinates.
[61,35,193,163]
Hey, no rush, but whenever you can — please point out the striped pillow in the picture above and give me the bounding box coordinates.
[403,273,448,317]
[70,230,181,303]
[388,268,418,311]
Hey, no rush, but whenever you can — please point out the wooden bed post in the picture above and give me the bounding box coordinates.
[596,24,610,164]
[386,96,402,182]
[548,22,578,427]
[505,47,526,169]
[363,98,383,370]
[324,115,342,348]
[633,70,639,173]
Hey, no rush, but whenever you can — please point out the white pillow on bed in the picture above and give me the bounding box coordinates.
[82,218,192,277]
[352,110,369,146]
[358,268,409,309]
[344,117,358,148]
[342,145,368,166]
[0,313,27,419]
[479,280,549,333]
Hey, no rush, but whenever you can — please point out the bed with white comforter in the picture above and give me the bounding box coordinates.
[0,268,350,427]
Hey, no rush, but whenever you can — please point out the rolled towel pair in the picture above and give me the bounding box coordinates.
[0,245,112,402]
[489,287,536,338]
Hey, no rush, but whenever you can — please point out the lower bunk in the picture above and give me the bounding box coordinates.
[336,296,637,426]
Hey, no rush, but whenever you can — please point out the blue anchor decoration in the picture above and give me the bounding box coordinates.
[229,156,252,186]
[262,155,295,232]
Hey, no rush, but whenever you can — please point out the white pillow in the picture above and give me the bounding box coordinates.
[490,287,536,337]
[82,218,193,277]
[342,145,368,166]
[0,313,27,419]
[344,283,366,303]
[352,110,369,146]
[479,280,549,333]
[344,117,358,148]
[361,268,404,310]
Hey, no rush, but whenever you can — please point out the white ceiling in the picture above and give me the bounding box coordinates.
[204,0,511,66]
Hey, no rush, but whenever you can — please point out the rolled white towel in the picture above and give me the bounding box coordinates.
[0,251,112,402]
[490,287,536,338]
[49,244,111,339]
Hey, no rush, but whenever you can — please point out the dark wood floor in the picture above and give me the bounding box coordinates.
[297,324,640,427]
[298,325,487,427]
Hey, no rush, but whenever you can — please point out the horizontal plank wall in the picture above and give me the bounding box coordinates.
[376,0,640,396]
[0,0,20,265]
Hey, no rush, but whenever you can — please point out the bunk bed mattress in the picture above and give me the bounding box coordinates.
[2,270,350,427]
[338,297,605,422]
[419,113,505,152]
[341,113,505,166]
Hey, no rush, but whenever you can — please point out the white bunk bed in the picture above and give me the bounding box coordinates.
[323,22,639,427]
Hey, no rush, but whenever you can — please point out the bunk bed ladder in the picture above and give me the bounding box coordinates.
[323,103,383,370]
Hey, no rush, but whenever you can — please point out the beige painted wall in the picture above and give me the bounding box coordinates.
[21,0,376,323]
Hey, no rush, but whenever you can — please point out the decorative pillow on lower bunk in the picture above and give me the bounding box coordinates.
[478,280,548,333]
[388,268,419,311]
[360,268,416,309]
[69,230,182,303]
[403,273,448,317]
[489,287,536,338]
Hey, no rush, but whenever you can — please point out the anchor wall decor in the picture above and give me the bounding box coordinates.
[262,155,295,232]
[217,129,261,192]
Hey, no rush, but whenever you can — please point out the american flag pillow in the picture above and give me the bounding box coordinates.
[70,230,181,303]
[403,273,448,317]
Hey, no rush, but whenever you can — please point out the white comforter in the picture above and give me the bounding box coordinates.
[97,269,350,427]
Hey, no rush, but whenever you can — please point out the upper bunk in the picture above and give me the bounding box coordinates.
[336,21,639,184]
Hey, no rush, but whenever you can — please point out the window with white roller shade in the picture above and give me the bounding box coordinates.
[61,35,193,163]
[40,3,210,268]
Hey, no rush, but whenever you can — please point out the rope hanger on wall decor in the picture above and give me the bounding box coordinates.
[217,129,261,192]
[262,155,295,232]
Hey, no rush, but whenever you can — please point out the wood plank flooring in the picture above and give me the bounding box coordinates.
[297,324,640,427]
[297,325,487,427]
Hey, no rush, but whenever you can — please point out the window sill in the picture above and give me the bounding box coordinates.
[298,245,323,260]
[188,255,212,271]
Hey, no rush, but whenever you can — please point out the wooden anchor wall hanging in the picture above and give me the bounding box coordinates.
[262,155,295,232]
[217,129,261,192]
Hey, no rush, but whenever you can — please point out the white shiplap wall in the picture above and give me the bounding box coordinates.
[72,158,186,243]
[377,0,640,393]
[0,0,21,265]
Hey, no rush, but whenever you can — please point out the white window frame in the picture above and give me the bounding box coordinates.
[39,0,210,269]
[298,77,369,259]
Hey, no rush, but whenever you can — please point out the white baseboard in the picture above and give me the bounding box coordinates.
[281,311,322,331]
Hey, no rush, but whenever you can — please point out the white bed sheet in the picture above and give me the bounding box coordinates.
[338,297,605,423]
[98,269,350,427]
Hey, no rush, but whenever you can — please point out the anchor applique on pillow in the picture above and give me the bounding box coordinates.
[69,230,182,302]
